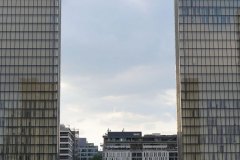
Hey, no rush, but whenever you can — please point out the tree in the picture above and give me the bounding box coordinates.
[90,153,102,160]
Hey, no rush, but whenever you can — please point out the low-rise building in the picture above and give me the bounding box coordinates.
[142,134,178,160]
[73,135,81,160]
[60,125,75,160]
[78,138,99,160]
[60,125,80,160]
[102,131,177,160]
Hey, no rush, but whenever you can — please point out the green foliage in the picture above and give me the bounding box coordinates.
[90,154,102,160]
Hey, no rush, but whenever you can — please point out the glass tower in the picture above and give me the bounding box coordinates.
[175,0,240,160]
[0,0,61,159]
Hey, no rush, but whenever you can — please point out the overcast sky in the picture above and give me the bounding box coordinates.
[61,0,176,147]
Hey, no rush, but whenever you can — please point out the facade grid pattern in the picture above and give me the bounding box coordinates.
[176,0,240,160]
[0,0,61,160]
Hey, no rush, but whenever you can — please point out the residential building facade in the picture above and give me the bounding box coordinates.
[143,134,178,160]
[175,0,240,159]
[102,131,177,160]
[0,0,61,159]
[60,125,74,160]
[72,130,80,160]
[78,138,98,160]
[60,125,81,160]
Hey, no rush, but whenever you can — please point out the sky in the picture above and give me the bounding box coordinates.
[61,0,176,147]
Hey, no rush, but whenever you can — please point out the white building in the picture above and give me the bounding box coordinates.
[102,131,177,160]
[60,125,74,160]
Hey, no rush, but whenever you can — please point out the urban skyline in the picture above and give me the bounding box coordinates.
[0,0,177,157]
[59,125,177,160]
[102,131,177,160]
[1,0,240,159]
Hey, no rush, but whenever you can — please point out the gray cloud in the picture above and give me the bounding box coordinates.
[62,0,175,74]
[61,0,176,146]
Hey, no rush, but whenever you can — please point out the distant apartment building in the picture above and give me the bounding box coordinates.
[102,131,177,160]
[143,134,178,160]
[60,125,80,160]
[73,135,81,160]
[60,125,74,160]
[78,138,98,160]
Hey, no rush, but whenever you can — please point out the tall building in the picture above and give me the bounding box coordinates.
[102,131,177,160]
[175,0,240,159]
[0,0,61,159]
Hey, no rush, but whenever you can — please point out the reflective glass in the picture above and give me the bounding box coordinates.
[176,0,240,160]
[0,0,60,159]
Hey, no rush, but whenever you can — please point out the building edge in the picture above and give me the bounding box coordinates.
[174,0,182,160]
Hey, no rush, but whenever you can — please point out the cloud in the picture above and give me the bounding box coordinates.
[111,65,162,84]
[61,64,177,147]
[60,0,176,146]
[61,69,177,144]
[61,0,171,76]
[157,89,176,107]
[61,110,176,147]
[61,64,175,99]
[121,0,151,13]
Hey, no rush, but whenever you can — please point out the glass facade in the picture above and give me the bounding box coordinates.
[175,0,240,160]
[0,0,61,159]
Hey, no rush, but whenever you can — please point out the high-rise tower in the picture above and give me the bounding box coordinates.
[0,0,61,159]
[175,0,240,159]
